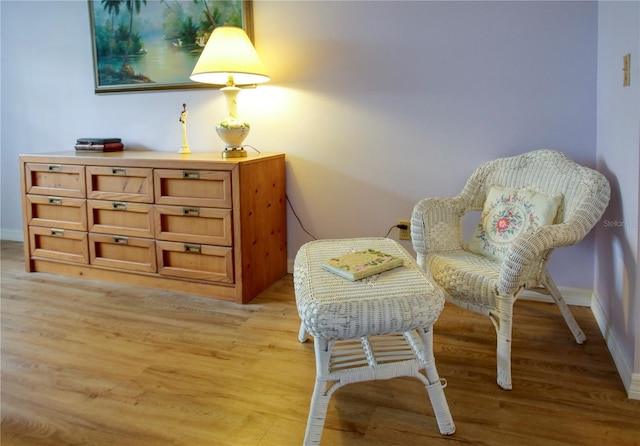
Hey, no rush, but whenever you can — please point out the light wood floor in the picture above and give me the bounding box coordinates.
[2,240,639,446]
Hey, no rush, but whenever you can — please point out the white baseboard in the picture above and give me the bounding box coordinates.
[1,229,24,242]
[629,373,640,400]
[287,258,295,274]
[591,294,639,400]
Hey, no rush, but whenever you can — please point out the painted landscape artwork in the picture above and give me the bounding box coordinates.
[89,0,251,93]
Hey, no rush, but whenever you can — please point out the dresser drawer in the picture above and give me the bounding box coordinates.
[86,166,153,202]
[89,234,157,273]
[26,195,87,231]
[154,170,232,208]
[88,200,154,238]
[28,227,89,264]
[25,163,86,198]
[156,241,233,283]
[155,205,232,246]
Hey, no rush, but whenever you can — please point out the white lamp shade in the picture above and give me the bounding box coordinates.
[190,26,270,86]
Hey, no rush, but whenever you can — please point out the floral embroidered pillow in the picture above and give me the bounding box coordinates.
[466,185,562,261]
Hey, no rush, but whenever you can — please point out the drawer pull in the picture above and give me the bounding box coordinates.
[47,164,62,172]
[48,197,63,205]
[111,167,127,175]
[112,201,128,211]
[182,207,200,217]
[50,229,65,237]
[184,243,201,254]
[114,236,129,245]
[182,170,200,179]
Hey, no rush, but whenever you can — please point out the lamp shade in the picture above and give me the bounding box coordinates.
[190,26,270,86]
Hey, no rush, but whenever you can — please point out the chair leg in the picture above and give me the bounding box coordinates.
[496,330,512,390]
[492,296,514,390]
[542,272,586,344]
[417,328,456,435]
[298,322,309,343]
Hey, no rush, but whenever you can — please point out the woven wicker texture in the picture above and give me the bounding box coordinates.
[411,149,610,390]
[294,238,455,445]
[294,237,445,340]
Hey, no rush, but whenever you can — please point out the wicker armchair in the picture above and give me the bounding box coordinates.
[411,149,610,390]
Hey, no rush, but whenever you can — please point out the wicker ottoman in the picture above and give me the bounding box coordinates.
[294,237,455,445]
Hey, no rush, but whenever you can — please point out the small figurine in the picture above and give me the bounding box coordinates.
[179,103,190,154]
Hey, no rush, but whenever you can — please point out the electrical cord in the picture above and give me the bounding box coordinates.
[238,145,316,240]
[288,194,408,241]
[384,223,409,238]
[287,195,410,241]
[244,146,406,242]
[242,144,261,153]
[286,194,317,241]
[240,145,314,240]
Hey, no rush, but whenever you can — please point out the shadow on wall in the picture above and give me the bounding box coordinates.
[596,161,638,339]
[284,155,416,260]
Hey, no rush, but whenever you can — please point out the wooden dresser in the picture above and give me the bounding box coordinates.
[19,151,287,304]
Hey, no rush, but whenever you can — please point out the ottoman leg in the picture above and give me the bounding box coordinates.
[304,338,332,446]
[418,328,456,435]
[303,378,332,446]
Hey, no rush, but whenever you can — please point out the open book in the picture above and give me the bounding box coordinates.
[322,249,404,281]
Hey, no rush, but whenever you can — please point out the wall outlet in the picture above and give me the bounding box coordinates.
[623,53,631,87]
[398,219,411,240]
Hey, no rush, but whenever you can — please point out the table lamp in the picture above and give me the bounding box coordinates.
[190,26,270,158]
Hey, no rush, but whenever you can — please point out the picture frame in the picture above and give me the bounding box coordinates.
[88,0,254,94]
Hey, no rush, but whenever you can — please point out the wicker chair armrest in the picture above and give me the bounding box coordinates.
[497,222,583,294]
[411,195,469,256]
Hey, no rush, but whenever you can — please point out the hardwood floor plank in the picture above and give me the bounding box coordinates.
[2,240,639,445]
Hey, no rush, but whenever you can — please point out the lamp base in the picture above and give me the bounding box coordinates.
[216,86,251,157]
[222,148,248,158]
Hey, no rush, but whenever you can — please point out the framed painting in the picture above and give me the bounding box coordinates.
[88,0,254,93]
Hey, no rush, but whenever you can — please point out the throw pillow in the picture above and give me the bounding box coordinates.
[466,185,562,261]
